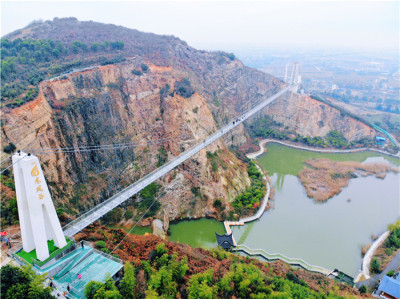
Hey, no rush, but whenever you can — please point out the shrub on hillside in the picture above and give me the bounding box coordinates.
[174,79,194,98]
[96,241,106,249]
[370,258,381,274]
[141,64,149,72]
[3,142,16,154]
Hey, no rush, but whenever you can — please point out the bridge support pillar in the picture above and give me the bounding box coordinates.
[13,152,67,261]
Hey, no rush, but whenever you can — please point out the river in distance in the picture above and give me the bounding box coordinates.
[169,143,400,276]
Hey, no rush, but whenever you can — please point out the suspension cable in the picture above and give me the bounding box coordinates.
[0,155,13,165]
[109,194,162,256]
[24,132,190,153]
[30,135,190,155]
[0,134,193,174]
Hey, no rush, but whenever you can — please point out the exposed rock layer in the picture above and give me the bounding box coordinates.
[0,18,377,222]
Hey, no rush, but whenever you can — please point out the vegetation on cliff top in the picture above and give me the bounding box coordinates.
[370,220,400,274]
[247,115,375,149]
[232,160,265,217]
[0,37,125,108]
[1,264,54,299]
[73,225,360,298]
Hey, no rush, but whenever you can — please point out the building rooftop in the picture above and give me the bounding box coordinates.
[216,233,235,250]
[378,275,400,299]
[13,242,123,299]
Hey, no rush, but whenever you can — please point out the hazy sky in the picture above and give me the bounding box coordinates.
[1,1,399,52]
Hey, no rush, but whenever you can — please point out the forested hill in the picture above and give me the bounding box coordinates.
[3,17,181,62]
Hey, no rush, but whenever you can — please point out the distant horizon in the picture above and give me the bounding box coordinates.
[2,17,398,57]
[1,1,399,54]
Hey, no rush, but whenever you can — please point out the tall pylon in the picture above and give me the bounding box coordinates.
[284,62,301,85]
[13,152,67,261]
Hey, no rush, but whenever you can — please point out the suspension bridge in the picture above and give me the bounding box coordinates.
[58,84,294,237]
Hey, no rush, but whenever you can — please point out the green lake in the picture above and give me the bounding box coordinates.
[168,143,400,276]
[168,218,225,248]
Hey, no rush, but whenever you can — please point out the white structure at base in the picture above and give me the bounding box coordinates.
[13,152,67,261]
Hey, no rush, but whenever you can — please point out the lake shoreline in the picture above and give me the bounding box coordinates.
[249,138,400,159]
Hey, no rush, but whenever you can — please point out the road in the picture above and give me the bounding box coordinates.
[63,85,293,237]
[355,249,400,289]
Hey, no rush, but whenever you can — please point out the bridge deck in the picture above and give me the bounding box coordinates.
[63,85,292,237]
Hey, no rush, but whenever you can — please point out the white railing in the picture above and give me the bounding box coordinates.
[233,244,332,276]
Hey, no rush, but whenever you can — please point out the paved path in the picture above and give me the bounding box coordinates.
[63,85,293,237]
[223,140,272,244]
[361,231,390,280]
[356,249,400,289]
[250,139,400,158]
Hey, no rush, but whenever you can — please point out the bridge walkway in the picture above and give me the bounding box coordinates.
[63,85,293,237]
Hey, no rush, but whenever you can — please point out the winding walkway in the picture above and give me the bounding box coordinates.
[362,231,390,280]
[232,244,332,276]
[356,249,400,289]
[250,139,399,158]
[223,143,271,245]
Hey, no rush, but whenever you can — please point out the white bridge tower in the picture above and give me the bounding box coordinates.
[284,62,301,89]
[12,152,67,261]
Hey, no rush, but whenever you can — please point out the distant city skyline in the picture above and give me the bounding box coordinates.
[1,1,399,53]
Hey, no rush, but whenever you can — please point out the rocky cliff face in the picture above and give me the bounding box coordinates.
[263,92,375,141]
[1,62,251,220]
[0,18,377,223]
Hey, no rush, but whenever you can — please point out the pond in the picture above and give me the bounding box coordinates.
[168,143,399,276]
[231,143,399,276]
[168,218,225,249]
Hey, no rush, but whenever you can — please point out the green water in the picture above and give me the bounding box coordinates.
[258,142,400,176]
[168,143,399,276]
[230,143,400,276]
[168,218,225,249]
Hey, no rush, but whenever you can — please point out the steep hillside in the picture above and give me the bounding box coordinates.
[265,93,375,141]
[1,62,251,222]
[73,223,364,298]
[0,18,376,226]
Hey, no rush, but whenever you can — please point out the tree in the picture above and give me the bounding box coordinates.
[91,43,100,52]
[386,270,395,277]
[85,281,104,299]
[96,241,107,249]
[28,273,54,299]
[1,265,30,297]
[187,269,218,299]
[213,199,223,210]
[174,79,195,98]
[155,243,167,256]
[358,285,367,294]
[141,64,148,72]
[86,275,121,299]
[119,262,136,299]
[1,265,54,299]
[3,142,16,154]
[110,41,124,50]
[5,284,31,299]
[370,258,381,274]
